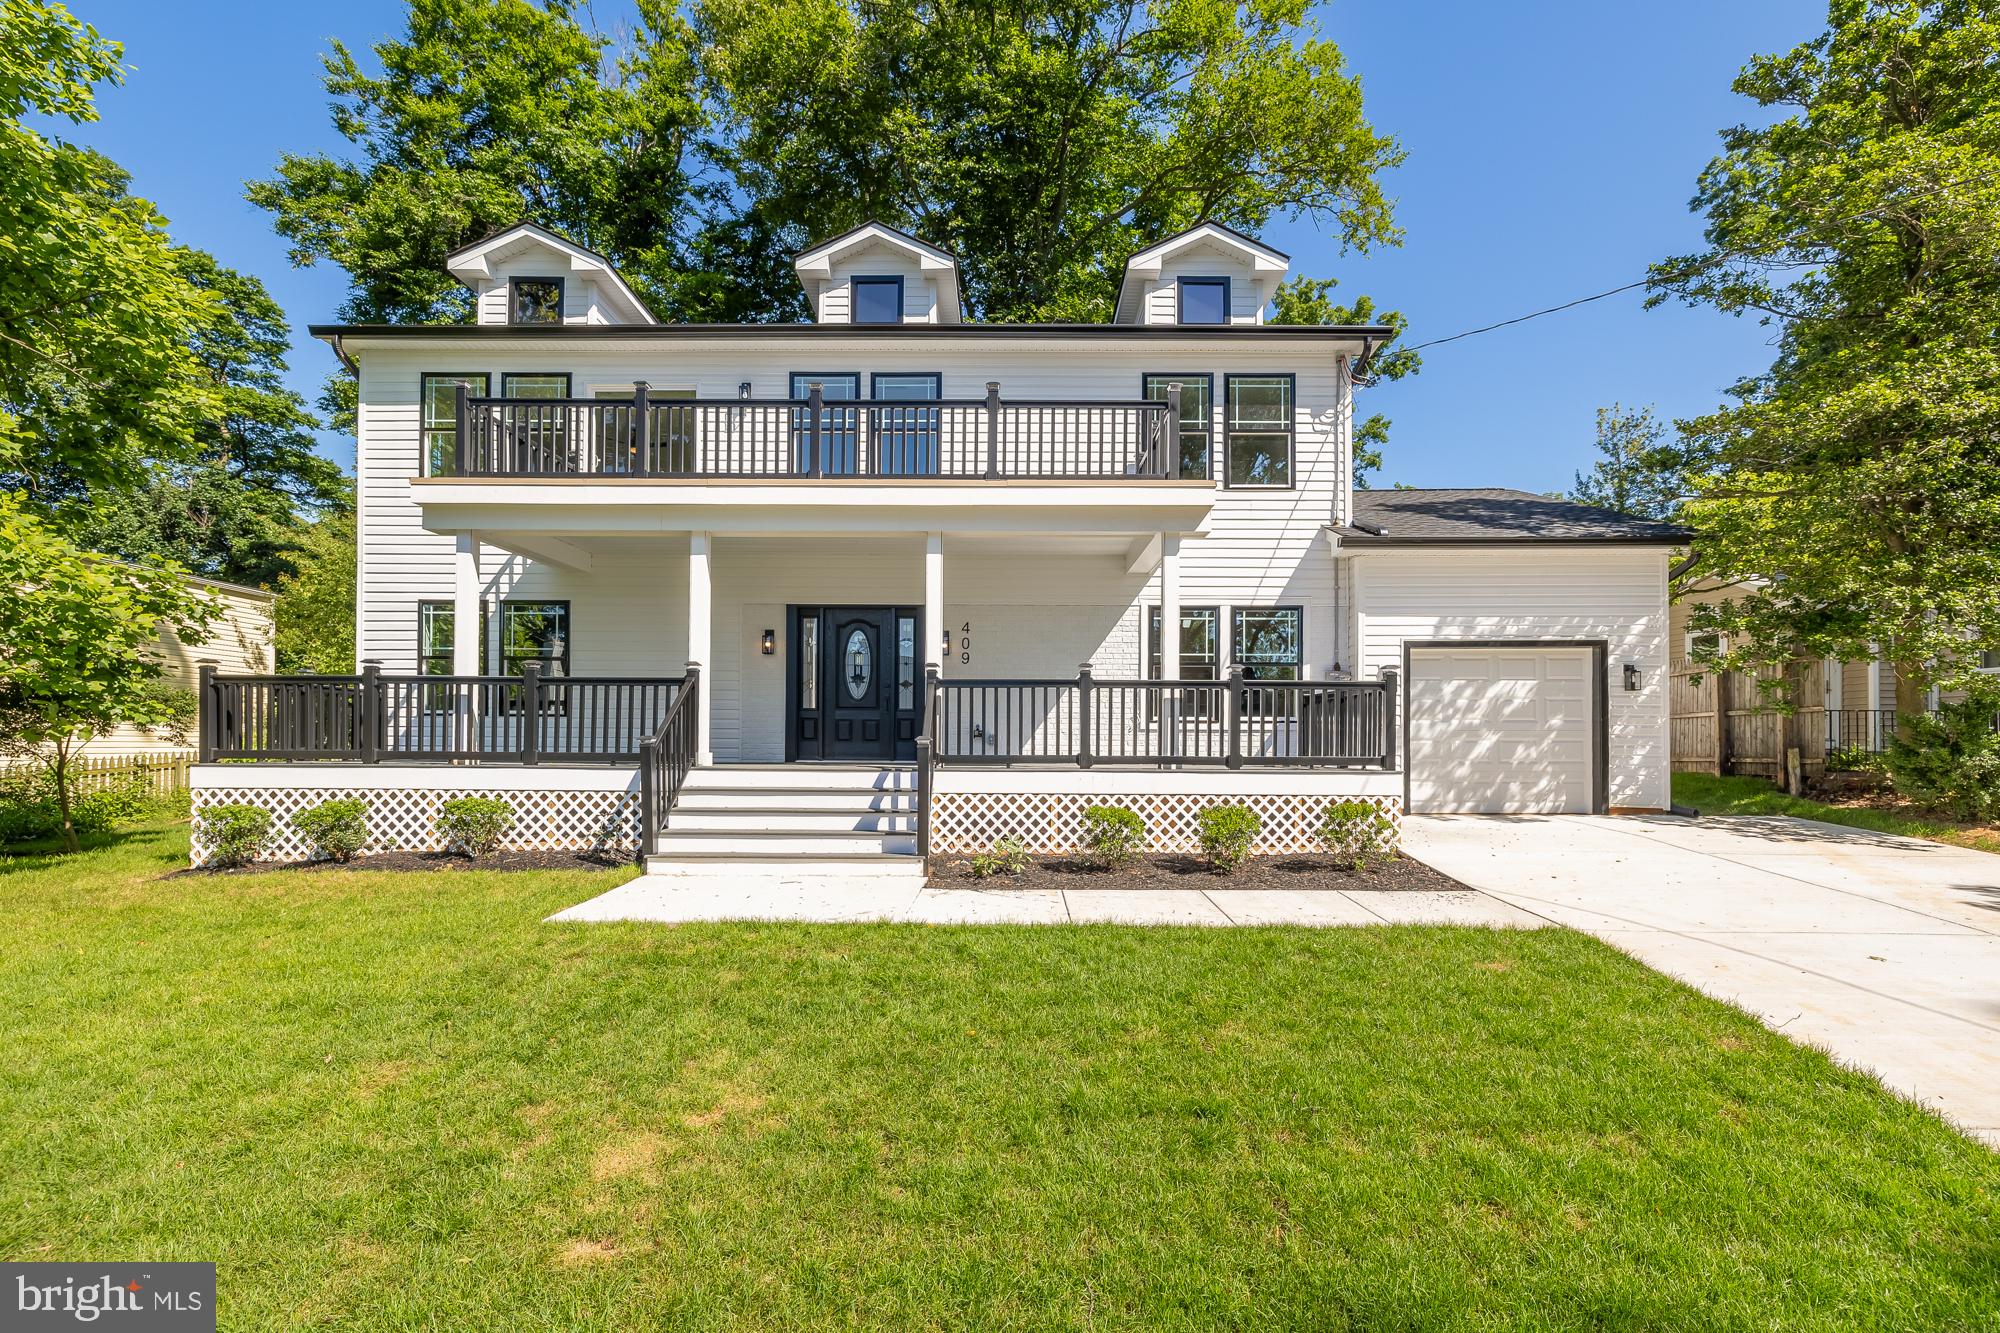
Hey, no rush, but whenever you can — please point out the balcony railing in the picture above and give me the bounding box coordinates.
[449,381,1185,481]
[198,665,683,764]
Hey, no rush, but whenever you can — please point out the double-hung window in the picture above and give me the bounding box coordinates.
[1224,374,1293,487]
[872,372,941,476]
[792,373,861,474]
[1143,374,1213,480]
[1232,607,1302,681]
[1147,606,1220,681]
[851,276,904,325]
[421,373,489,476]
[499,601,571,678]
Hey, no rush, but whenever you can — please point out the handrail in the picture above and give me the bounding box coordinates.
[915,665,939,869]
[930,668,1399,769]
[450,380,1183,481]
[637,664,701,860]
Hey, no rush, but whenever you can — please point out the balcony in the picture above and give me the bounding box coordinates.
[445,382,1187,482]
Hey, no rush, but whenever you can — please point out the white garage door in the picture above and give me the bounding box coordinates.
[1409,647,1596,814]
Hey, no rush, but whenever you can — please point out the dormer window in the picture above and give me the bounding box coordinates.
[852,276,904,325]
[510,277,564,325]
[1177,277,1229,325]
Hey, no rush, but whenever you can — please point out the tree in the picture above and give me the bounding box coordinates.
[272,507,356,674]
[1649,1,2000,705]
[1270,277,1418,483]
[0,497,217,851]
[1568,404,1685,521]
[62,247,347,587]
[0,1,221,495]
[252,0,1405,325]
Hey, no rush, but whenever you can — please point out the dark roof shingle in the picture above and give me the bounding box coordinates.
[1337,488,1691,545]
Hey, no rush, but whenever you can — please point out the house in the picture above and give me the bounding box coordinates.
[189,220,1689,868]
[93,572,274,759]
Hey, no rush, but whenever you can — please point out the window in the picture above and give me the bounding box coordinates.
[595,385,695,473]
[510,277,564,325]
[499,601,570,677]
[1224,374,1293,487]
[418,601,456,676]
[1232,607,1302,681]
[851,276,904,325]
[1980,648,2000,672]
[792,373,862,474]
[1143,374,1213,480]
[873,373,941,476]
[502,372,570,399]
[420,373,489,476]
[1147,606,1220,681]
[1178,277,1229,325]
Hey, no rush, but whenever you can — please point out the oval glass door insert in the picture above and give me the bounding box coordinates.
[844,627,872,700]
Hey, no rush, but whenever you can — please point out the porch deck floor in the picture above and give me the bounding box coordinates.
[546,876,1546,928]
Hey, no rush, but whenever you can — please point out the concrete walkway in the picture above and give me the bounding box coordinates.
[1405,813,2000,1147]
[549,873,1545,929]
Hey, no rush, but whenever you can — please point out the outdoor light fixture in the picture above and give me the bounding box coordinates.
[761,628,775,656]
[943,628,954,659]
[1623,662,1641,691]
[738,382,753,400]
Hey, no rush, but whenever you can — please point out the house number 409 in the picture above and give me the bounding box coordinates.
[959,622,972,665]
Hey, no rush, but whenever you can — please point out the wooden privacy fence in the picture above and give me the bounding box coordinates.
[1671,658,1828,784]
[3,751,195,797]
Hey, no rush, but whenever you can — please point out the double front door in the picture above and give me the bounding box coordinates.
[789,606,923,761]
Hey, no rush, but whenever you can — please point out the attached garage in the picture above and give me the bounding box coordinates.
[1406,643,1605,814]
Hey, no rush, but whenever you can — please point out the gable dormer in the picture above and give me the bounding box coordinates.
[1113,223,1290,326]
[447,222,655,327]
[793,222,962,325]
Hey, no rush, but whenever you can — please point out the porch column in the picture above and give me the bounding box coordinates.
[1866,643,1883,750]
[688,532,713,764]
[1159,535,1181,760]
[923,532,944,672]
[452,533,482,675]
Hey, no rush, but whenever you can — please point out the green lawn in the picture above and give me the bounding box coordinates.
[2,825,1995,1330]
[1673,771,2000,855]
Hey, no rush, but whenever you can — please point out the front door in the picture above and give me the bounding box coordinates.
[790,606,921,761]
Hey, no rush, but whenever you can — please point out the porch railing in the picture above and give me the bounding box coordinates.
[198,664,682,764]
[451,381,1183,481]
[637,665,700,852]
[926,666,1398,769]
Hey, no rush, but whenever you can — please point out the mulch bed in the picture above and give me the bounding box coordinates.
[176,848,630,876]
[927,852,1467,892]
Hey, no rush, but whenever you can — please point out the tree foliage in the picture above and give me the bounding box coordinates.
[0,1,222,495]
[272,507,356,674]
[1568,404,1686,521]
[1650,0,2000,701]
[249,0,1405,322]
[1270,276,1417,483]
[0,497,216,851]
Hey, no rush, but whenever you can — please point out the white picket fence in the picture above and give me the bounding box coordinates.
[3,751,196,798]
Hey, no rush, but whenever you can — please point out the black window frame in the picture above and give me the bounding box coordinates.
[508,276,565,326]
[418,600,456,677]
[790,372,863,474]
[501,371,573,399]
[420,372,490,477]
[869,372,941,400]
[1177,276,1230,326]
[850,275,905,326]
[497,599,572,678]
[1223,372,1295,490]
[1231,606,1304,682]
[1146,605,1221,681]
[1142,372,1214,481]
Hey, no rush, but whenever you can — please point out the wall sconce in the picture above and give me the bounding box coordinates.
[1623,662,1641,691]
[738,382,753,401]
[942,628,953,660]
[761,628,775,656]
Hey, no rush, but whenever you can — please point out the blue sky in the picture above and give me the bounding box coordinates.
[70,0,1822,489]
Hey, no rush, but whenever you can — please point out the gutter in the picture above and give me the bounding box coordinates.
[321,331,358,375]
[306,321,1398,344]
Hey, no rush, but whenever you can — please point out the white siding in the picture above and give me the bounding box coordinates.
[1142,248,1268,326]
[473,257,617,326]
[1350,546,1673,811]
[811,243,942,324]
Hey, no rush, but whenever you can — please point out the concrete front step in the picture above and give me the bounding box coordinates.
[674,787,918,813]
[641,852,924,879]
[686,764,917,793]
[653,829,918,857]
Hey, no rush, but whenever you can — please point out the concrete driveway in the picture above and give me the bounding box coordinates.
[1405,813,2000,1147]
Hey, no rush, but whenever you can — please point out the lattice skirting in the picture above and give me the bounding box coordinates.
[190,786,639,866]
[929,791,1402,856]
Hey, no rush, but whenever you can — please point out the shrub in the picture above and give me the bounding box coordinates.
[1196,804,1261,874]
[1882,684,2000,822]
[292,798,370,863]
[966,836,1030,879]
[1317,799,1399,870]
[199,804,272,868]
[1080,804,1145,869]
[0,770,153,844]
[436,797,515,858]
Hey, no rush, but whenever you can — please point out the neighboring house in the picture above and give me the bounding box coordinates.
[189,220,1690,867]
[93,573,275,759]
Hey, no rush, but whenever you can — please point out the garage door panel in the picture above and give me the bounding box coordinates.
[1409,646,1596,815]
